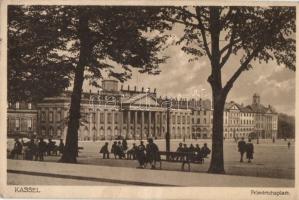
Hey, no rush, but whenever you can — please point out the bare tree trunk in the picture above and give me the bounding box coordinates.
[59,10,90,163]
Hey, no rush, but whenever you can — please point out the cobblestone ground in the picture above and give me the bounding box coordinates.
[8,139,295,179]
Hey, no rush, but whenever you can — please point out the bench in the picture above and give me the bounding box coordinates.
[157,151,204,171]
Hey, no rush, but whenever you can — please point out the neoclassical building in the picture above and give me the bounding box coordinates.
[36,80,193,140]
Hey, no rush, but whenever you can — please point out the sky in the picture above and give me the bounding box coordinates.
[83,25,296,116]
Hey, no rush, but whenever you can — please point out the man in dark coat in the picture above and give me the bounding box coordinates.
[136,141,146,168]
[10,138,23,159]
[176,143,183,161]
[58,139,64,155]
[246,139,254,163]
[127,143,137,160]
[100,142,109,159]
[238,137,247,162]
[24,138,37,160]
[111,141,117,159]
[37,138,47,161]
[201,143,211,158]
[145,138,159,169]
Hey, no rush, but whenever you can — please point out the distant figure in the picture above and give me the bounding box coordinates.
[116,141,125,159]
[136,141,146,168]
[272,137,275,143]
[145,138,159,169]
[246,139,254,163]
[37,138,47,161]
[288,141,291,149]
[195,144,203,163]
[24,138,37,160]
[58,139,64,155]
[176,143,183,161]
[47,139,55,156]
[127,143,137,160]
[189,144,195,153]
[111,141,117,159]
[122,139,128,152]
[238,137,246,162]
[10,138,23,159]
[201,143,211,158]
[100,142,110,159]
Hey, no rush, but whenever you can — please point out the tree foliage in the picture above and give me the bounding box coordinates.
[162,6,295,173]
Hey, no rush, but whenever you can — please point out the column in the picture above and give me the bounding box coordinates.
[148,111,151,138]
[112,110,115,139]
[104,111,107,140]
[153,112,157,138]
[134,111,138,140]
[127,111,130,139]
[160,111,163,138]
[120,111,123,137]
[141,111,144,140]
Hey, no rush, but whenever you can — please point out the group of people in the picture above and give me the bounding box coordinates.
[9,138,65,161]
[237,138,254,163]
[175,142,211,161]
[99,139,128,159]
[99,138,160,169]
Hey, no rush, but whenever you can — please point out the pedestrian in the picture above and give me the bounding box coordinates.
[10,138,23,159]
[58,139,64,155]
[100,142,110,159]
[111,141,118,159]
[176,143,183,161]
[145,138,160,169]
[136,141,146,168]
[117,141,125,159]
[246,139,254,163]
[127,143,137,160]
[24,138,37,160]
[288,141,291,149]
[37,138,47,161]
[122,139,128,152]
[194,144,203,163]
[47,138,55,156]
[201,143,211,158]
[238,137,246,162]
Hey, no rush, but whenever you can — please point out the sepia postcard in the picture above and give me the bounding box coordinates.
[0,0,298,199]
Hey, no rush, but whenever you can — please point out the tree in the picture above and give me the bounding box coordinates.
[8,5,172,163]
[163,6,295,173]
[8,6,73,103]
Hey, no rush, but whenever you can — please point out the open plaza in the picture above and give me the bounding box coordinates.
[7,138,294,186]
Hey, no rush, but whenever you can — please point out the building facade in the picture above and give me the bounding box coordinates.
[7,101,38,138]
[7,80,278,140]
[36,80,193,140]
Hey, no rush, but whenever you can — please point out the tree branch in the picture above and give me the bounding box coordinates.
[220,7,232,30]
[195,7,212,60]
[166,17,199,28]
[219,18,237,68]
[223,44,264,93]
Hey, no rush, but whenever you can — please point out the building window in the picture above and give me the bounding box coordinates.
[114,113,118,124]
[172,115,176,124]
[41,111,46,122]
[192,118,194,123]
[15,118,20,130]
[16,102,20,109]
[204,111,206,115]
[41,127,46,135]
[49,127,53,136]
[108,113,112,124]
[49,112,53,122]
[197,118,200,124]
[100,113,104,124]
[177,116,181,123]
[56,111,61,122]
[27,118,32,130]
[182,116,185,124]
[204,118,206,124]
[187,116,190,124]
